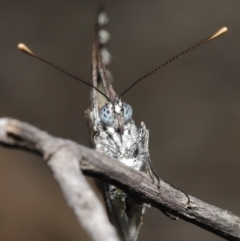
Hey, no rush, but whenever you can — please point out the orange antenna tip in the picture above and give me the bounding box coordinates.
[210,27,228,40]
[18,43,35,56]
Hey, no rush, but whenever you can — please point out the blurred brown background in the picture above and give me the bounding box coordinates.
[0,0,240,241]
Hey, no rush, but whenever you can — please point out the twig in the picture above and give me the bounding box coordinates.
[0,118,239,241]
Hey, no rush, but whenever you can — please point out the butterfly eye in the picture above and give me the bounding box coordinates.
[123,102,133,123]
[100,104,114,125]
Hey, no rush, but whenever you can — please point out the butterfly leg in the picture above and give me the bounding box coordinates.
[139,122,190,219]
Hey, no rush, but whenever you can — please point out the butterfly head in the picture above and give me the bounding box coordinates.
[99,98,133,133]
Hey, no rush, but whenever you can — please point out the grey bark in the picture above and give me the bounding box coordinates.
[0,118,239,241]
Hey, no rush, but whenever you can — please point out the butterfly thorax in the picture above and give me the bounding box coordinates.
[93,99,145,172]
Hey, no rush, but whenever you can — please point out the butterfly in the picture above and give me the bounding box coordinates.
[18,7,227,241]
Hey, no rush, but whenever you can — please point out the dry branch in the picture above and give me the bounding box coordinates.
[0,118,239,241]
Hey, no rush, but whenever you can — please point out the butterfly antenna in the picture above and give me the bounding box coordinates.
[120,27,228,97]
[17,43,110,101]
